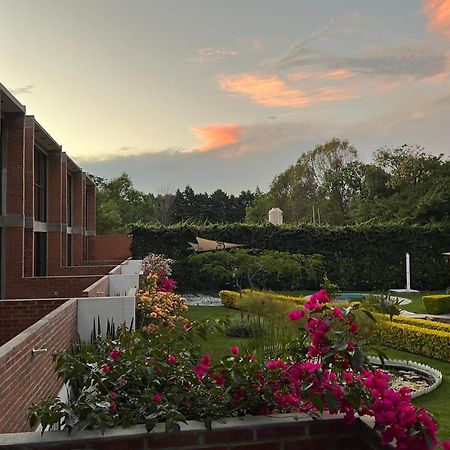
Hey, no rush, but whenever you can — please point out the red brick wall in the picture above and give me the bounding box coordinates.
[82,275,109,297]
[88,234,132,261]
[0,417,388,449]
[0,299,78,433]
[5,274,102,299]
[0,298,68,346]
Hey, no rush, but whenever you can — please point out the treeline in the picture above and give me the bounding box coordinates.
[94,138,450,233]
[94,174,259,234]
[247,139,450,225]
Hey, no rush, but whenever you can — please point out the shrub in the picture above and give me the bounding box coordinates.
[28,289,449,449]
[225,320,260,338]
[130,222,450,290]
[373,313,450,333]
[423,294,450,315]
[371,320,450,361]
[219,290,241,308]
[188,249,324,292]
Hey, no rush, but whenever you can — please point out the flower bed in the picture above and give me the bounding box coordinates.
[29,282,450,449]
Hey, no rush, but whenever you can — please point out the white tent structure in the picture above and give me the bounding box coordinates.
[189,237,245,252]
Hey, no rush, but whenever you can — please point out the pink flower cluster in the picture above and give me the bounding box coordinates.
[359,368,439,450]
[304,288,330,311]
[194,353,211,379]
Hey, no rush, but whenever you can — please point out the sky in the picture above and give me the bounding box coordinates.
[1,0,449,193]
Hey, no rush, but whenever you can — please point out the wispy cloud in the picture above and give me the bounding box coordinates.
[11,84,35,95]
[275,44,447,80]
[217,73,311,107]
[190,124,245,152]
[424,0,450,38]
[190,38,261,63]
[317,69,353,80]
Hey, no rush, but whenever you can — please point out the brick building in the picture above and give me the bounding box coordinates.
[0,82,131,299]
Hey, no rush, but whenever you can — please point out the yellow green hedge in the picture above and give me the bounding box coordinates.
[372,320,450,361]
[373,313,450,333]
[422,294,450,315]
[219,289,306,309]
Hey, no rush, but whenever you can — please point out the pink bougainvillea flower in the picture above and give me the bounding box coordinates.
[246,354,255,362]
[230,346,240,356]
[183,321,192,331]
[200,353,211,366]
[109,402,117,411]
[440,441,450,450]
[288,309,305,321]
[310,288,330,304]
[110,391,118,399]
[332,307,343,319]
[102,364,111,374]
[108,350,122,362]
[167,355,177,365]
[153,393,162,403]
[213,373,225,385]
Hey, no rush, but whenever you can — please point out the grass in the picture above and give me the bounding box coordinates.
[184,305,450,440]
[277,289,449,315]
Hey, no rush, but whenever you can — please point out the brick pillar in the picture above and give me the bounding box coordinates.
[61,155,68,266]
[47,152,63,274]
[23,124,34,277]
[85,182,95,261]
[4,113,25,296]
[71,172,83,265]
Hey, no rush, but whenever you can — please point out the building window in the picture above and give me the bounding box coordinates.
[67,234,72,266]
[67,174,72,226]
[34,232,47,276]
[34,149,47,221]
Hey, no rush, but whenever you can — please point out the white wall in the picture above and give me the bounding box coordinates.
[77,295,135,341]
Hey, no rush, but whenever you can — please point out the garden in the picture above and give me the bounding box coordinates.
[28,252,450,450]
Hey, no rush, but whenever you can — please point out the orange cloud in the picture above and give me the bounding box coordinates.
[287,71,314,81]
[424,0,450,38]
[317,69,353,80]
[190,124,244,152]
[315,87,359,102]
[218,73,311,107]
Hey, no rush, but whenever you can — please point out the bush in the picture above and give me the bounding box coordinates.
[423,294,450,315]
[371,319,450,361]
[219,289,306,310]
[225,320,260,338]
[130,222,450,291]
[373,313,450,333]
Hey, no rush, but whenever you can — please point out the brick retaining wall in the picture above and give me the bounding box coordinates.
[0,415,390,449]
[0,299,78,433]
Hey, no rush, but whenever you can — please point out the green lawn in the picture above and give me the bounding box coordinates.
[184,305,450,440]
[277,289,448,315]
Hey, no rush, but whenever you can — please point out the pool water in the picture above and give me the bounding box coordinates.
[336,292,368,301]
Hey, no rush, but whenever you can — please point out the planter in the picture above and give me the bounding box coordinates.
[0,414,390,450]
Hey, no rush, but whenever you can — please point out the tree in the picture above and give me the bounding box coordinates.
[95,173,156,234]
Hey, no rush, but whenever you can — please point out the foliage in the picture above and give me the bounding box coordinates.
[219,289,306,309]
[189,249,323,291]
[137,253,187,332]
[28,289,450,449]
[95,173,156,234]
[359,293,403,319]
[371,320,450,362]
[246,140,450,226]
[172,186,259,224]
[423,295,450,315]
[131,222,450,290]
[321,275,340,300]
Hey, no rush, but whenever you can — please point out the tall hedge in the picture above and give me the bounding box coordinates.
[130,223,450,291]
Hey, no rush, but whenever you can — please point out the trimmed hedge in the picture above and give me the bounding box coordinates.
[372,320,450,361]
[386,314,450,332]
[219,289,306,309]
[422,294,450,315]
[131,223,450,291]
[219,292,450,361]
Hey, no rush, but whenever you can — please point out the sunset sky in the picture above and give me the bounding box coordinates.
[1,0,449,193]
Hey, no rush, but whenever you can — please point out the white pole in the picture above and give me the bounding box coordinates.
[406,252,411,290]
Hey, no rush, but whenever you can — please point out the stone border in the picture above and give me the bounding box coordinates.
[368,357,442,398]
